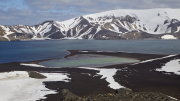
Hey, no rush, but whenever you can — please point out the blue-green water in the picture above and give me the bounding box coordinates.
[0,40,180,64]
[40,54,139,67]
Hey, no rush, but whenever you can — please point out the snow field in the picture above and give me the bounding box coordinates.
[156,59,180,75]
[0,71,71,101]
[78,67,124,89]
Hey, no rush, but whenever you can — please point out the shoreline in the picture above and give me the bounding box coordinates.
[0,50,179,100]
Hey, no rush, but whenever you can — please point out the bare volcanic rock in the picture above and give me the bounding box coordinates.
[59,89,80,101]
[114,88,132,94]
[59,88,178,101]
[27,71,47,79]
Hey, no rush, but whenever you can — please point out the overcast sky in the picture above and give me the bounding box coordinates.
[0,0,180,25]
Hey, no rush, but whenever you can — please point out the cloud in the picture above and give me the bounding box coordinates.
[24,0,95,11]
[0,8,82,25]
[0,5,6,9]
[0,0,7,2]
[23,0,180,13]
[1,0,180,25]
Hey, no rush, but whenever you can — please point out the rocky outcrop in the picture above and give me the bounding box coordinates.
[59,88,178,101]
[27,71,47,79]
[114,87,132,94]
[59,89,80,101]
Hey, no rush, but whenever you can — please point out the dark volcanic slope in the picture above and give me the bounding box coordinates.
[0,51,179,100]
[114,55,180,99]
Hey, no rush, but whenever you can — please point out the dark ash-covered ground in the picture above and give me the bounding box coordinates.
[0,50,179,101]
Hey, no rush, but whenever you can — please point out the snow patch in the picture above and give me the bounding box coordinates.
[20,63,45,67]
[0,26,14,41]
[161,35,177,39]
[0,71,70,101]
[156,59,180,75]
[132,55,177,65]
[168,96,178,100]
[175,26,180,33]
[111,24,119,32]
[31,36,51,40]
[79,51,88,52]
[78,67,124,89]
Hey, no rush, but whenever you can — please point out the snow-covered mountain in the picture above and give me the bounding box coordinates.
[1,8,180,41]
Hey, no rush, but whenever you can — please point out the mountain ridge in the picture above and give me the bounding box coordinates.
[0,8,180,41]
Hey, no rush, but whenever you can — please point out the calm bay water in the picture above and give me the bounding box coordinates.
[0,39,180,64]
[40,54,139,67]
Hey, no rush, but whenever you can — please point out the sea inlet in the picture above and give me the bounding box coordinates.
[40,54,139,67]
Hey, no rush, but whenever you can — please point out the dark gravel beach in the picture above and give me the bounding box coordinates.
[0,50,179,101]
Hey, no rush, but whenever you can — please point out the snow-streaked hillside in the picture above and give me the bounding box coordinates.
[1,8,180,41]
